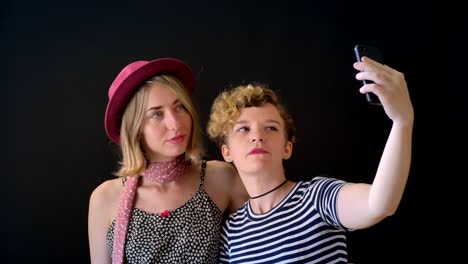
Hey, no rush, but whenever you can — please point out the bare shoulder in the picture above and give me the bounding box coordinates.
[90,178,122,203]
[204,160,248,214]
[202,160,238,211]
[205,160,238,183]
[88,178,123,262]
[89,178,123,221]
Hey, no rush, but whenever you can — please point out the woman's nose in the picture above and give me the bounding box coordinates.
[250,130,264,142]
[165,111,181,130]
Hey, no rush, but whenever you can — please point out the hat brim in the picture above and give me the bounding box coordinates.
[104,58,195,144]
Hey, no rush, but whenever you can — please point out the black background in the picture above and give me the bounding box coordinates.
[4,0,467,263]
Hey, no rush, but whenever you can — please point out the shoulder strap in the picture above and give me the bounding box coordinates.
[198,160,207,191]
[112,175,140,264]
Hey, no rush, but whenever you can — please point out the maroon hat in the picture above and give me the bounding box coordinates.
[104,58,195,144]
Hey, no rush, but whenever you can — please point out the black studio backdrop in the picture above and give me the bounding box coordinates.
[4,0,466,263]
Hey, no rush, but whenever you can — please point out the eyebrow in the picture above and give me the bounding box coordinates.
[147,99,180,111]
[233,119,281,126]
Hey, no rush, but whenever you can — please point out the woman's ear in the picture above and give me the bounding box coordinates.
[283,141,293,160]
[221,144,233,162]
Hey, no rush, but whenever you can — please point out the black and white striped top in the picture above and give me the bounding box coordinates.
[220,177,350,264]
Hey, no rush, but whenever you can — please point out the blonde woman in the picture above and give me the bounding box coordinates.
[88,58,248,264]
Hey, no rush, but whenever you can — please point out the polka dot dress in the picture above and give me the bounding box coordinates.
[107,160,223,263]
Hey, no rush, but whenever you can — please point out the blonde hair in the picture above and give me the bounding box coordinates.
[116,75,204,177]
[207,84,296,147]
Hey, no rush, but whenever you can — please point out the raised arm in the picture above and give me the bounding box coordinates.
[338,56,414,229]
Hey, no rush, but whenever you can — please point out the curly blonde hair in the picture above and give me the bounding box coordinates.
[207,84,296,147]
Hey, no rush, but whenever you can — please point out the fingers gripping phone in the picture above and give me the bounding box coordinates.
[354,44,383,106]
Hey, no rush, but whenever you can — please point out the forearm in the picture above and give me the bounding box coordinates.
[368,121,413,216]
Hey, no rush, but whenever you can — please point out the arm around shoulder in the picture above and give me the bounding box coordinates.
[205,160,249,215]
[225,163,249,214]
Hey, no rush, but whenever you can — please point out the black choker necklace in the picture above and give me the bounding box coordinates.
[250,179,288,199]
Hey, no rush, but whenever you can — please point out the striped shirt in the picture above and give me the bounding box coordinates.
[219,177,350,263]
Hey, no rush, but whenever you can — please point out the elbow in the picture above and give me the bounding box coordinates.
[385,205,399,217]
[370,203,399,220]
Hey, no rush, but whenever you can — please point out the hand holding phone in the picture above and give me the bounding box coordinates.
[354,44,383,106]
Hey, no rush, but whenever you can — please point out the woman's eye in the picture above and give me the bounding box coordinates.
[175,104,187,112]
[267,126,279,131]
[151,112,163,119]
[237,127,249,132]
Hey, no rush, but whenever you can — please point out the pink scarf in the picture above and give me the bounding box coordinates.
[111,155,190,264]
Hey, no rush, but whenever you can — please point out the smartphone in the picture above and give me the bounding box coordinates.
[354,44,383,106]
